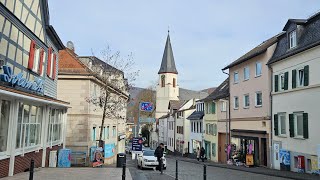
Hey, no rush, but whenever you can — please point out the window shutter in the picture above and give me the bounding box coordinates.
[284,72,289,90]
[303,113,308,139]
[289,114,294,137]
[212,102,216,114]
[304,65,309,86]
[274,114,279,136]
[47,47,52,77]
[274,75,279,92]
[292,69,296,89]
[52,54,57,79]
[38,49,44,75]
[28,40,36,70]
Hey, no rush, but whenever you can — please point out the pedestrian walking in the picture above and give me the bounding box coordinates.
[154,143,164,174]
[200,147,206,162]
[196,147,200,161]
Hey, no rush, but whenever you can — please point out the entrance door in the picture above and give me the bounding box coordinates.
[218,133,227,163]
[261,138,268,166]
[205,141,211,160]
[273,142,280,170]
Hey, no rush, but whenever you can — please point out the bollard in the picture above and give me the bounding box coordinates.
[29,159,34,180]
[122,163,126,180]
[203,164,207,180]
[175,160,178,180]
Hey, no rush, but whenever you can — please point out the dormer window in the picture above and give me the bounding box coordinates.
[289,30,297,49]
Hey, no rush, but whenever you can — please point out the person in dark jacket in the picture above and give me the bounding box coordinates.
[200,147,205,162]
[154,143,164,173]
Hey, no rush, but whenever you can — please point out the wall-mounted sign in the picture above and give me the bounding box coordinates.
[140,102,154,112]
[139,117,156,123]
[0,66,44,93]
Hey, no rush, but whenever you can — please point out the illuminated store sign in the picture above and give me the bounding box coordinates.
[0,65,44,93]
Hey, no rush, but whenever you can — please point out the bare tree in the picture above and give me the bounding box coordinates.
[85,45,139,141]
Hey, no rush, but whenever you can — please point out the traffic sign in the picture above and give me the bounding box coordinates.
[140,102,154,112]
[139,117,156,123]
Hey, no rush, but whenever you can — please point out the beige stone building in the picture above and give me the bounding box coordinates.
[58,45,128,165]
[222,35,280,167]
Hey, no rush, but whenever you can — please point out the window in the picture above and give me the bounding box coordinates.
[16,104,42,149]
[280,73,285,91]
[244,67,250,80]
[173,78,176,87]
[93,84,97,97]
[0,100,10,153]
[275,72,288,92]
[234,96,239,109]
[161,75,165,87]
[200,122,202,133]
[294,113,304,138]
[255,62,262,77]
[47,48,57,79]
[92,127,96,141]
[47,109,63,145]
[105,126,109,139]
[289,30,297,49]
[297,68,304,87]
[206,124,217,136]
[255,92,262,107]
[221,101,226,112]
[234,72,239,83]
[205,102,215,114]
[275,113,286,136]
[28,40,44,74]
[177,111,183,118]
[243,94,250,108]
[112,126,116,137]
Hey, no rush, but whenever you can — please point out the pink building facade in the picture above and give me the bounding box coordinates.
[223,36,279,167]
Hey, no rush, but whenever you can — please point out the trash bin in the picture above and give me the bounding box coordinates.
[116,153,126,167]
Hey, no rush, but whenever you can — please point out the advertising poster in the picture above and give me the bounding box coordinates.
[310,155,319,174]
[104,143,115,158]
[279,149,290,171]
[132,137,143,151]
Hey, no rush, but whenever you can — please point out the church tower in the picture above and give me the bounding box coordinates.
[155,32,179,119]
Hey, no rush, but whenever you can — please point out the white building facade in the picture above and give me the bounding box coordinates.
[188,101,205,156]
[269,14,320,173]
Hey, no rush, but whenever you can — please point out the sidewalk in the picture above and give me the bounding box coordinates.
[2,167,132,180]
[168,155,320,180]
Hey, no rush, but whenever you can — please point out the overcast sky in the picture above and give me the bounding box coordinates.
[49,0,319,90]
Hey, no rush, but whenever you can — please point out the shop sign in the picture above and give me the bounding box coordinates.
[0,66,43,93]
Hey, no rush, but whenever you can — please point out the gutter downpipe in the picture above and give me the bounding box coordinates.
[269,66,274,169]
[222,70,231,161]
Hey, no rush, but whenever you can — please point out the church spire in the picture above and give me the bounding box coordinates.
[158,33,178,74]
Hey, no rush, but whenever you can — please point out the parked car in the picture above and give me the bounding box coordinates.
[137,150,166,170]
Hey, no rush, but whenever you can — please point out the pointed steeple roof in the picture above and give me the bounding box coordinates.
[158,33,178,74]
